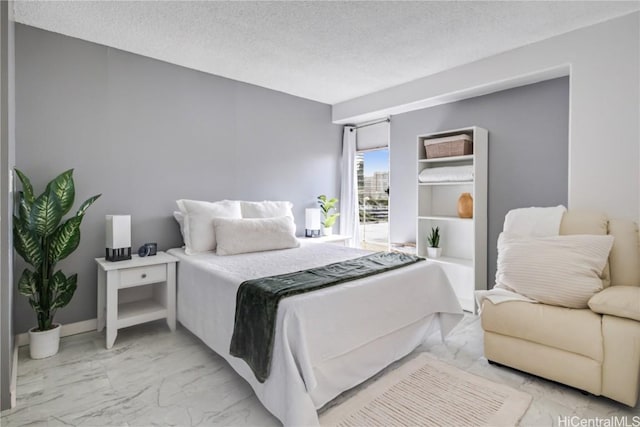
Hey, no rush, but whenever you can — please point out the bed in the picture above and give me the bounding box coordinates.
[167,241,463,426]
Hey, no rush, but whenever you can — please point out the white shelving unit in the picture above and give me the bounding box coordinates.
[416,127,488,313]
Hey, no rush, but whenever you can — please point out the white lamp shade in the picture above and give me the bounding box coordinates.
[106,215,131,249]
[305,208,321,230]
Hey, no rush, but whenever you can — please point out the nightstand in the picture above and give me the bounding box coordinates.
[302,234,351,246]
[96,251,178,349]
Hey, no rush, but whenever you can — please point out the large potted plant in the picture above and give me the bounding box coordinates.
[317,195,340,236]
[13,169,100,359]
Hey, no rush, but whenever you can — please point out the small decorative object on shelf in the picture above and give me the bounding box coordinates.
[106,214,132,261]
[317,195,340,236]
[426,226,442,259]
[457,192,473,218]
[305,208,322,237]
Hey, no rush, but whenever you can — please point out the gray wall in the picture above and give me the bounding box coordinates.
[14,24,341,333]
[1,0,16,411]
[390,77,569,287]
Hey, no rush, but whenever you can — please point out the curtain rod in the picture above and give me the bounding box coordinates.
[351,117,390,130]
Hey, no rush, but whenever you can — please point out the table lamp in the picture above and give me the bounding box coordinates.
[106,215,132,261]
[305,208,321,238]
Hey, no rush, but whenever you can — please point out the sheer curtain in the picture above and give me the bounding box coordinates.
[339,126,359,247]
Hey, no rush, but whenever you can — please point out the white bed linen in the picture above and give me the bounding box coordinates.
[418,165,473,182]
[168,242,463,426]
[475,287,537,310]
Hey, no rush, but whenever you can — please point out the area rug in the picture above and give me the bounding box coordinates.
[320,354,532,427]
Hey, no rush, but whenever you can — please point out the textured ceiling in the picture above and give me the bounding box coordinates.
[13,1,640,105]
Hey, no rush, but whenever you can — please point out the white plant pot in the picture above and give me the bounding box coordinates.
[323,226,333,236]
[29,323,61,359]
[427,247,442,259]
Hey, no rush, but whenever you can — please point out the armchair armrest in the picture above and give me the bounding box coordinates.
[588,286,640,322]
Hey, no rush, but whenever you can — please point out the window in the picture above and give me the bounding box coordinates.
[357,149,389,250]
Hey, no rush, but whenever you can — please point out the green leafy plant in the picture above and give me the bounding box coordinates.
[317,195,340,228]
[13,169,100,331]
[427,226,440,248]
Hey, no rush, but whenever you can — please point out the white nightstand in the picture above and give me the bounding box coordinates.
[302,234,351,246]
[96,251,178,349]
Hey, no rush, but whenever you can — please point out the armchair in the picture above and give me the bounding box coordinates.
[480,212,640,407]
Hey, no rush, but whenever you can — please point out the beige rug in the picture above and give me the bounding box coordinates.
[320,354,532,427]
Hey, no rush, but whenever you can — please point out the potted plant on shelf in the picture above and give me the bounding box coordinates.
[13,169,100,359]
[317,195,340,236]
[427,226,442,259]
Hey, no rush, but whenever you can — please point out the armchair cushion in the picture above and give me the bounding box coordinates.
[588,286,640,322]
[559,211,608,235]
[608,219,640,287]
[560,211,610,288]
[482,300,603,361]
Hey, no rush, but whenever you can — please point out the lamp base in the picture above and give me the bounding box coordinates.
[106,247,132,262]
[305,229,321,238]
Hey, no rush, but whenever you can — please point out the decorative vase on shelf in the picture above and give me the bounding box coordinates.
[323,226,333,236]
[457,192,473,218]
[427,247,442,259]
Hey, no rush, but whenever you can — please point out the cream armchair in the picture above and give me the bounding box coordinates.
[480,212,640,407]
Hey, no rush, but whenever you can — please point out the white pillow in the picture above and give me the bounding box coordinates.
[240,201,294,219]
[495,233,614,308]
[503,205,566,237]
[176,199,242,254]
[213,216,299,256]
[173,211,185,238]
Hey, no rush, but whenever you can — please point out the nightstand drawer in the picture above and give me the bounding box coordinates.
[119,264,166,288]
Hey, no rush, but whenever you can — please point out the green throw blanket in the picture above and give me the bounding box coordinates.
[229,251,425,383]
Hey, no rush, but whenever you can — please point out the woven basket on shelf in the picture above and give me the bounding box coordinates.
[424,134,473,159]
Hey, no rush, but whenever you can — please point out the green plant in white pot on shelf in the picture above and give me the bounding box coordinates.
[317,195,340,236]
[13,169,100,359]
[427,226,442,259]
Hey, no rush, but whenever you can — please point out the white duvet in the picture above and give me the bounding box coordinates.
[168,242,463,426]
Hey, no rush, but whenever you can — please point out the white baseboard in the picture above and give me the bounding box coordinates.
[16,318,97,347]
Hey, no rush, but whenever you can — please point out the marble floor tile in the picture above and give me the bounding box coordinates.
[1,315,638,426]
